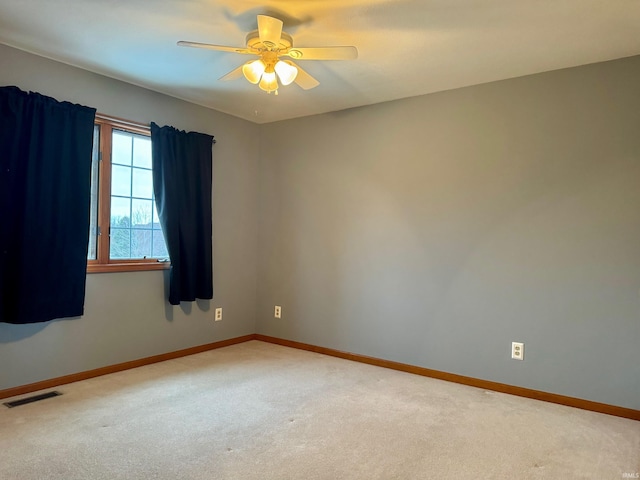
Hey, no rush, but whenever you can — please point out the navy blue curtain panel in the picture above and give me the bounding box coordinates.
[150,122,214,305]
[0,86,96,324]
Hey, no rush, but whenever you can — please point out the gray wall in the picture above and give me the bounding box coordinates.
[257,55,640,410]
[0,44,260,390]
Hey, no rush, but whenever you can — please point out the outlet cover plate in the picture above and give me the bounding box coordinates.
[511,342,524,360]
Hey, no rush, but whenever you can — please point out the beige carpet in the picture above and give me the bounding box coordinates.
[1,340,638,479]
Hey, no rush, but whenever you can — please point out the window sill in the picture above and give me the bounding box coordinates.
[87,262,170,274]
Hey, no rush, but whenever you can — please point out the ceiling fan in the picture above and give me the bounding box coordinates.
[177,15,358,95]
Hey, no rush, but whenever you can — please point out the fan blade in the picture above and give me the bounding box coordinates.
[177,41,252,55]
[219,65,244,81]
[257,15,283,48]
[285,46,358,60]
[292,63,320,90]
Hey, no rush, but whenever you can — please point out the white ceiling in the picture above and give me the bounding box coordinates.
[1,0,640,124]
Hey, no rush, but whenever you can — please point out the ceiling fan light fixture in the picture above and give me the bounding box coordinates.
[259,70,278,93]
[242,59,265,84]
[275,60,298,86]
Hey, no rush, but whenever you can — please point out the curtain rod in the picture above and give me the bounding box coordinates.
[95,113,216,143]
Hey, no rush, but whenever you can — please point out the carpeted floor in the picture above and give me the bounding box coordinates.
[1,340,638,479]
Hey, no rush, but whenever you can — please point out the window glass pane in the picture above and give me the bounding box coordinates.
[110,228,131,259]
[153,202,161,227]
[152,231,168,258]
[89,119,170,268]
[112,131,132,166]
[131,198,153,227]
[111,165,131,197]
[111,196,131,227]
[131,229,152,259]
[132,168,152,199]
[87,125,100,260]
[133,136,152,169]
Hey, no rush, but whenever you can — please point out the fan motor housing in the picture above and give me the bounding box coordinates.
[246,30,293,51]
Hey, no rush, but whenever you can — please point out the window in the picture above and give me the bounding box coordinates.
[87,116,169,273]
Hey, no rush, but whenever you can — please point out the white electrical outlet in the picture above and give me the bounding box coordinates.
[215,308,222,322]
[274,305,281,319]
[511,342,524,360]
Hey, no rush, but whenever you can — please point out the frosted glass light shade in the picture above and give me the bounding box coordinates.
[242,60,266,84]
[274,60,298,86]
[259,71,278,92]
